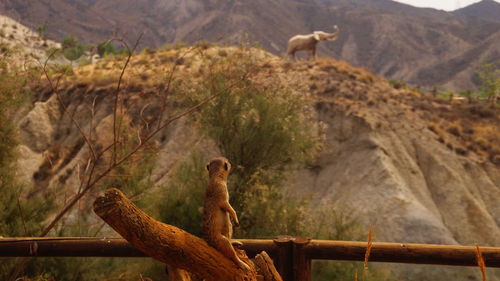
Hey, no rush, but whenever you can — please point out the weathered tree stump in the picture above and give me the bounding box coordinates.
[93,188,282,281]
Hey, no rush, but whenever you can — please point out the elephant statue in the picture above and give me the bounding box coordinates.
[286,25,340,60]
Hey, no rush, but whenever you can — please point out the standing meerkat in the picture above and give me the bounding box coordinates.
[202,157,250,271]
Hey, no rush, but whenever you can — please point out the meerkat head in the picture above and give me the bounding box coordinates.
[206,157,231,178]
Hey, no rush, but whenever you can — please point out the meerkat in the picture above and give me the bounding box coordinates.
[202,157,250,271]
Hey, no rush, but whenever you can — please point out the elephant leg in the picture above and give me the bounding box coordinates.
[309,48,316,60]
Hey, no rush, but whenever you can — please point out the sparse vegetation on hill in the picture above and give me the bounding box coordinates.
[97,40,129,57]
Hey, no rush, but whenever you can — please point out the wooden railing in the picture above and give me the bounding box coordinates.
[1,236,499,281]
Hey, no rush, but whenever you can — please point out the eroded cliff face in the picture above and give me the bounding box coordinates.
[15,47,499,280]
[283,60,500,280]
[295,103,499,246]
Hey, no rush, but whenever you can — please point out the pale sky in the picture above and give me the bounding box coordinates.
[393,0,500,11]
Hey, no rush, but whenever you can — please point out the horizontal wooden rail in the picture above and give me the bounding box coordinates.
[304,240,500,267]
[0,237,144,257]
[0,237,275,258]
[0,237,499,268]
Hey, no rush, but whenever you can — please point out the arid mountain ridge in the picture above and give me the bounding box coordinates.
[1,0,499,90]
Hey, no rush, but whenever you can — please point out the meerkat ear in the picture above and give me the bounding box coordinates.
[224,162,229,171]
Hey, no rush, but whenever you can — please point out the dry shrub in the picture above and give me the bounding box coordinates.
[455,146,468,156]
[427,123,438,134]
[462,123,475,135]
[469,105,495,118]
[475,137,491,151]
[466,143,478,152]
[491,154,500,165]
[139,72,149,81]
[446,123,462,137]
[282,61,293,71]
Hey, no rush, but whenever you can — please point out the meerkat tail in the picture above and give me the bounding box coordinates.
[215,235,251,270]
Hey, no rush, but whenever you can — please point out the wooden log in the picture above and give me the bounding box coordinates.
[93,188,257,281]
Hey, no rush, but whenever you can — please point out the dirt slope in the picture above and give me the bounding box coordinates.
[14,46,500,280]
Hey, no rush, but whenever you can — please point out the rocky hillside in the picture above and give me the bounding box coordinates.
[14,44,499,280]
[0,15,60,65]
[1,0,499,90]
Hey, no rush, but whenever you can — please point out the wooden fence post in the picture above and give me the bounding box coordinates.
[274,236,294,281]
[293,237,311,281]
[273,236,312,281]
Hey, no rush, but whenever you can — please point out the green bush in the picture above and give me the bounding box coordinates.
[193,50,318,195]
[476,62,500,103]
[157,153,207,237]
[0,55,54,280]
[61,35,84,63]
[388,79,406,89]
[177,48,320,237]
[36,25,46,38]
[97,40,129,58]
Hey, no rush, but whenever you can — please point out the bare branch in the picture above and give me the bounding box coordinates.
[39,50,98,162]
[156,45,200,130]
[140,103,151,131]
[112,34,143,166]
